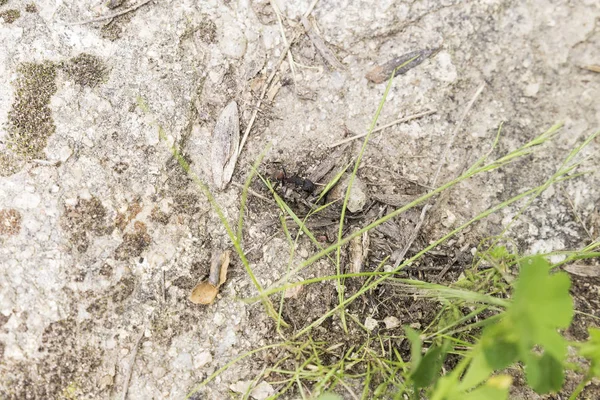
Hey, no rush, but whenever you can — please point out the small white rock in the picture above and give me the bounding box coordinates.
[195,350,213,368]
[524,82,540,97]
[329,174,368,213]
[219,20,247,59]
[251,381,275,400]
[213,312,225,326]
[364,316,378,331]
[172,352,193,370]
[230,380,253,394]
[383,316,400,329]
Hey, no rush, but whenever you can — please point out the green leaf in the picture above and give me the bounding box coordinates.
[462,375,511,400]
[317,394,343,400]
[525,352,564,394]
[405,326,422,366]
[481,321,519,370]
[510,256,573,363]
[458,350,495,392]
[578,328,600,378]
[411,341,450,389]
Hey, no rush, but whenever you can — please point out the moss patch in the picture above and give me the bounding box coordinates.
[0,0,8,6]
[60,196,110,253]
[0,9,19,23]
[0,208,22,235]
[114,221,151,260]
[6,61,57,160]
[0,318,103,398]
[25,3,37,13]
[150,205,170,225]
[60,53,107,87]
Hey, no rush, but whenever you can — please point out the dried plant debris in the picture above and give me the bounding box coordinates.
[60,53,107,87]
[0,9,20,23]
[0,208,22,236]
[366,47,440,84]
[211,101,240,190]
[301,16,344,70]
[189,250,231,305]
[349,229,369,274]
[563,263,600,277]
[6,61,57,160]
[582,65,600,73]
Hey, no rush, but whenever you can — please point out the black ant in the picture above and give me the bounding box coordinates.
[274,168,315,193]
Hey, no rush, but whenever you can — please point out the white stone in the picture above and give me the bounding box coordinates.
[213,312,225,326]
[524,82,540,97]
[251,381,275,400]
[230,380,253,394]
[219,19,247,59]
[172,352,193,370]
[383,316,400,329]
[194,350,213,369]
[364,316,378,331]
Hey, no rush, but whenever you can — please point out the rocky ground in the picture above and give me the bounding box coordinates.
[0,0,599,399]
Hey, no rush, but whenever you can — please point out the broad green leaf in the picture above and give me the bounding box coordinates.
[462,375,511,400]
[510,256,572,364]
[481,321,519,370]
[429,375,461,400]
[405,326,422,366]
[458,350,495,392]
[525,352,564,394]
[411,341,450,389]
[578,328,600,377]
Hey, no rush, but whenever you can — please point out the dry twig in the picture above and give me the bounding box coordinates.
[67,0,153,26]
[301,16,344,70]
[328,109,436,148]
[120,325,146,400]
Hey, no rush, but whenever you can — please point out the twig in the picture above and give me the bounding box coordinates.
[231,182,271,202]
[237,0,320,158]
[270,0,298,88]
[120,325,146,400]
[582,65,600,73]
[301,16,344,70]
[237,31,301,157]
[392,84,485,267]
[328,109,437,148]
[66,0,153,26]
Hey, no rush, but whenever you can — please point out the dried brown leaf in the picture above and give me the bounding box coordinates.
[189,282,218,304]
[563,263,600,277]
[582,65,600,73]
[211,101,240,190]
[218,250,231,286]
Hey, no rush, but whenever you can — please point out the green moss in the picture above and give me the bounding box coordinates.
[0,9,20,23]
[0,0,9,7]
[6,61,57,159]
[60,53,107,87]
[25,3,37,13]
